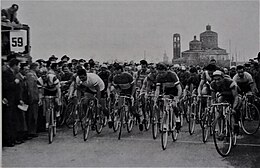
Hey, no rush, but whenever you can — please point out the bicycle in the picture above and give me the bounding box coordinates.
[108,92,120,132]
[160,95,180,150]
[138,91,151,131]
[240,93,260,135]
[64,96,77,129]
[43,96,57,144]
[188,94,199,135]
[118,95,134,140]
[151,94,163,140]
[212,102,236,157]
[199,95,213,143]
[81,96,105,141]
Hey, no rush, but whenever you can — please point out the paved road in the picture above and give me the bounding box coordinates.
[2,122,260,167]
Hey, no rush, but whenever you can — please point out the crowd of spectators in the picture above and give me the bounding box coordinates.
[2,51,260,147]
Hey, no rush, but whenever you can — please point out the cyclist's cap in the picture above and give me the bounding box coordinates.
[101,64,107,68]
[140,60,148,65]
[230,66,236,70]
[212,70,223,77]
[156,62,167,70]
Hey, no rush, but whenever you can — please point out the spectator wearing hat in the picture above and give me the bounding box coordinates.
[48,55,58,64]
[61,55,70,63]
[2,58,22,147]
[1,4,20,24]
[26,62,40,138]
[229,66,236,78]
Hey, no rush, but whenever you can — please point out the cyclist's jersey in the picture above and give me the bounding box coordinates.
[146,73,157,91]
[178,71,190,88]
[187,73,200,89]
[113,72,134,95]
[76,73,105,94]
[38,73,60,96]
[210,77,236,103]
[156,71,180,96]
[136,69,149,88]
[233,72,254,94]
[98,70,111,90]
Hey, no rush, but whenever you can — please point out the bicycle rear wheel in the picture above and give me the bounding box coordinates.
[171,113,178,142]
[189,103,196,135]
[213,117,232,157]
[241,103,260,135]
[161,110,168,150]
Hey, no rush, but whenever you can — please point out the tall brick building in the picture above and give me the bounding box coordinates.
[173,25,230,67]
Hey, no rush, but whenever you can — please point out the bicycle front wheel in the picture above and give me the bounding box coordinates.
[201,111,209,143]
[118,109,123,140]
[95,108,104,134]
[144,103,151,131]
[213,117,232,157]
[126,106,134,133]
[188,103,196,135]
[161,110,168,150]
[241,103,260,135]
[152,106,159,139]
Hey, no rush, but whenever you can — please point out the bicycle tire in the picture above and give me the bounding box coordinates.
[189,103,196,135]
[171,113,178,142]
[118,109,123,140]
[161,110,168,150]
[83,119,91,141]
[95,108,103,134]
[65,102,76,128]
[184,100,190,123]
[73,120,79,136]
[126,105,134,133]
[144,103,151,131]
[201,111,209,143]
[48,126,53,144]
[151,105,159,139]
[113,109,120,132]
[213,117,232,157]
[241,103,260,135]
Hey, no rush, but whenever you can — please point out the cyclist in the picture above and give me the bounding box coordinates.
[98,64,111,122]
[68,69,105,123]
[210,70,241,136]
[112,64,142,128]
[198,64,217,97]
[233,65,259,95]
[154,62,182,130]
[38,70,61,129]
[183,66,200,97]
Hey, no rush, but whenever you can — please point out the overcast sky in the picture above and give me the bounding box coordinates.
[2,0,259,63]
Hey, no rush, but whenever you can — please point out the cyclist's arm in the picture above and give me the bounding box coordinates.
[68,81,75,98]
[176,83,182,100]
[131,81,136,97]
[197,79,205,96]
[95,85,101,104]
[56,84,61,100]
[140,77,148,93]
[231,83,239,109]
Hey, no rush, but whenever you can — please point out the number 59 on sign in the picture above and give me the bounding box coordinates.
[10,30,27,53]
